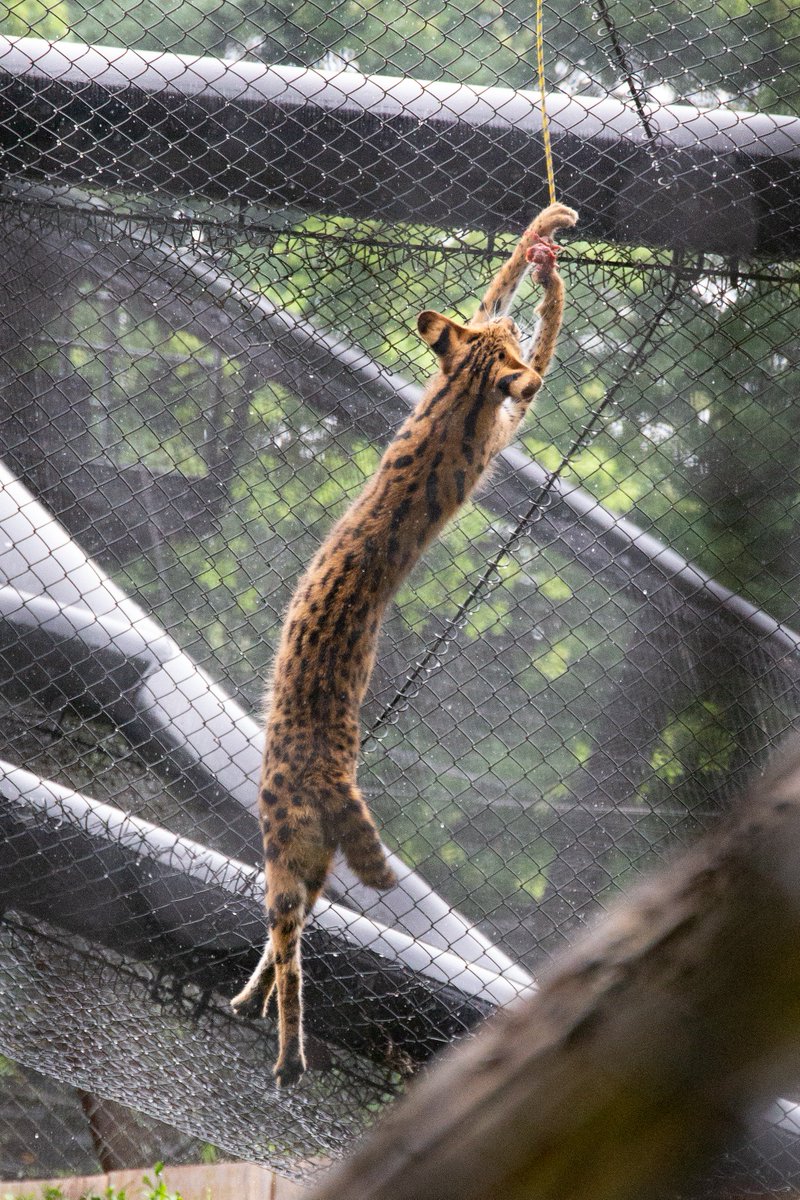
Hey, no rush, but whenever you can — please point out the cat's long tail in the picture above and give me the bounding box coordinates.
[336,785,398,890]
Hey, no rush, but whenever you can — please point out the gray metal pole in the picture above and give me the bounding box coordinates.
[1,35,800,256]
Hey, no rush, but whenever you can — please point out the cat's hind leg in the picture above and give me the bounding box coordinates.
[231,938,276,1016]
[270,848,333,1087]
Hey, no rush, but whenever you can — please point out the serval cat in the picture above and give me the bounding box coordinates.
[231,201,579,1085]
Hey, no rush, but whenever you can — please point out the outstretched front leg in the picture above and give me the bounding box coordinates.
[486,224,574,457]
[471,201,578,326]
[526,234,567,378]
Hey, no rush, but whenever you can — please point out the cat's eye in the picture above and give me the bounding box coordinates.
[497,350,506,360]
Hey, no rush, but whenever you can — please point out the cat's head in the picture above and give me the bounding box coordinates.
[417,312,541,403]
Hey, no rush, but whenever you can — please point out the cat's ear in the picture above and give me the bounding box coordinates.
[417,311,470,358]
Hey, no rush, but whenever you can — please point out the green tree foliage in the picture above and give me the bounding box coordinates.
[2,0,68,38]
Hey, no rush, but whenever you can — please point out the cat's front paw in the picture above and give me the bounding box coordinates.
[532,203,579,240]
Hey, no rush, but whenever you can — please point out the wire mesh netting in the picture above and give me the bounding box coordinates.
[2,0,800,1190]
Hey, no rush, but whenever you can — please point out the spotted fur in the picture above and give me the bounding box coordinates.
[231,201,579,1086]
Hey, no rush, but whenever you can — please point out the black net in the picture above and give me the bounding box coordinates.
[1,0,800,1190]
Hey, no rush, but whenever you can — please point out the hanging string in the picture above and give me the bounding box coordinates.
[364,259,684,745]
[535,0,557,205]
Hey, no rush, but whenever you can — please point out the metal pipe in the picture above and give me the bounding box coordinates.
[1,35,799,256]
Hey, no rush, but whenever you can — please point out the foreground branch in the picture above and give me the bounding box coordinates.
[308,740,800,1200]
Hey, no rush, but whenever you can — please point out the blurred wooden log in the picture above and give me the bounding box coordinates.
[308,738,800,1200]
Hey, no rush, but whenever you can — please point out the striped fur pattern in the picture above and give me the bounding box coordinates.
[231,202,579,1086]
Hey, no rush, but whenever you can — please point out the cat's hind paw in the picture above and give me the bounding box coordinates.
[274,1042,306,1088]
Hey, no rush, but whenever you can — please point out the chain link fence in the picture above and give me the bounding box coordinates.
[1,0,800,1190]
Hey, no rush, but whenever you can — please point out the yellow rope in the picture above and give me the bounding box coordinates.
[535,0,557,205]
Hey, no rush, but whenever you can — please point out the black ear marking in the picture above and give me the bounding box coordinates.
[418,310,463,358]
[417,311,434,337]
[417,312,451,356]
[430,327,451,357]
